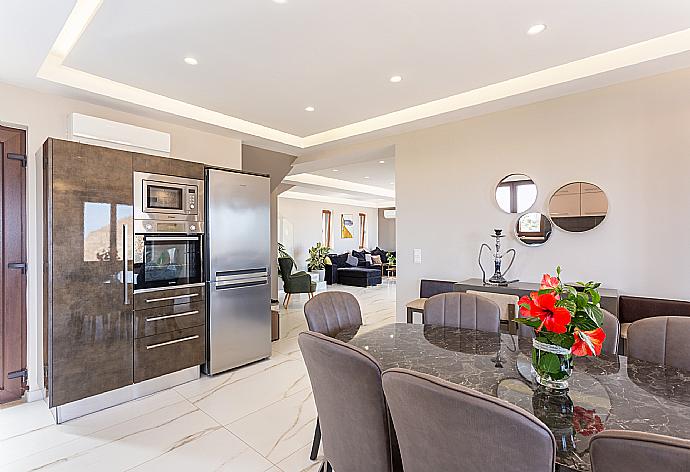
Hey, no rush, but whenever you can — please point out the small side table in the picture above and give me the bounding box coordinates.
[386,266,397,278]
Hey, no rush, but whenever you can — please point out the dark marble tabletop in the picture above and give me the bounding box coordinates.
[335,323,690,472]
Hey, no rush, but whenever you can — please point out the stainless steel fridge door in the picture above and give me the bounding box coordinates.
[205,275,271,375]
[206,169,270,279]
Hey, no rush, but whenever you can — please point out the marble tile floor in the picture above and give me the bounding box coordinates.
[0,281,396,472]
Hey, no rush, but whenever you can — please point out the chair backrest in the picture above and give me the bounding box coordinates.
[303,291,363,337]
[590,430,690,472]
[423,292,500,332]
[627,316,690,371]
[419,279,456,298]
[517,309,619,355]
[382,368,556,472]
[619,295,690,324]
[601,309,620,355]
[466,290,518,322]
[278,257,294,281]
[298,331,396,472]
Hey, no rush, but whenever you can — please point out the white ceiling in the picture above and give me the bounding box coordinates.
[310,159,395,190]
[3,1,690,151]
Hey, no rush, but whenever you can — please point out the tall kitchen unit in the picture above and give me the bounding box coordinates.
[204,168,271,375]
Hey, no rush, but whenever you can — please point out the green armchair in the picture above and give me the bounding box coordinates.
[279,257,316,308]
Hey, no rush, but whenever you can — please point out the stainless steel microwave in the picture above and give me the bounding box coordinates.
[134,172,204,222]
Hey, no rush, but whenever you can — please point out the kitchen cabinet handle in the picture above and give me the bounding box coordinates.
[145,293,199,303]
[123,224,130,305]
[146,335,199,350]
[146,310,199,322]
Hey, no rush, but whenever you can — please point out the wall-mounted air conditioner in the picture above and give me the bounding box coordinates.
[383,209,396,219]
[68,113,171,156]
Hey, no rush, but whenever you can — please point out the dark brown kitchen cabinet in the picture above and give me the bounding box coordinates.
[43,139,134,407]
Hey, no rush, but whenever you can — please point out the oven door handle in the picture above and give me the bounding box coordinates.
[144,236,200,242]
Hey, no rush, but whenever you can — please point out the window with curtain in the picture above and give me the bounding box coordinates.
[358,213,367,249]
[321,210,332,248]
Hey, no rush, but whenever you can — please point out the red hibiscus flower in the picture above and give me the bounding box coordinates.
[572,327,606,357]
[540,274,560,291]
[519,292,572,334]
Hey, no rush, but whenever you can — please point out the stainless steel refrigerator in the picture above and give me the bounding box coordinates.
[204,168,271,375]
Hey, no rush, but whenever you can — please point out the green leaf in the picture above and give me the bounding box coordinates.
[538,352,562,374]
[576,293,589,308]
[590,289,601,306]
[557,299,577,315]
[515,317,541,329]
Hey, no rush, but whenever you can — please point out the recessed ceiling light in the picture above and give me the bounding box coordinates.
[305,106,315,112]
[389,182,395,185]
[379,160,385,164]
[364,176,370,179]
[527,24,547,35]
[332,169,339,172]
[273,0,287,3]
[389,75,403,83]
[184,57,198,65]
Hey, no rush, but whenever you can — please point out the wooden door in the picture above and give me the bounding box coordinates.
[0,126,27,403]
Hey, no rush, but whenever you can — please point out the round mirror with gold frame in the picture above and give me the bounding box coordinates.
[549,182,608,232]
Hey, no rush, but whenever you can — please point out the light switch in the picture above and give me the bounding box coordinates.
[413,248,422,264]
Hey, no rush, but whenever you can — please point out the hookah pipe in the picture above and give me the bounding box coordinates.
[478,229,518,286]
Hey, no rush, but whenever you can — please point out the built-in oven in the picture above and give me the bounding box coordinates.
[133,230,204,292]
[134,172,203,222]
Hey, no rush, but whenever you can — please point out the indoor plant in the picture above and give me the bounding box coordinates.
[306,242,331,282]
[515,267,606,390]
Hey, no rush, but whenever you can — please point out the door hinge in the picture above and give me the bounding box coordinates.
[7,153,27,167]
[7,262,27,274]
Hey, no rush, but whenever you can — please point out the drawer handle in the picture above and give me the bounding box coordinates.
[146,293,199,303]
[146,335,199,350]
[146,310,199,322]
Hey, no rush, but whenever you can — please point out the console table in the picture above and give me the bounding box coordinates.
[455,278,620,316]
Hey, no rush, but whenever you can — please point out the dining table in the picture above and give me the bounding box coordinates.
[334,323,690,472]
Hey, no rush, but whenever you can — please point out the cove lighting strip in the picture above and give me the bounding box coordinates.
[39,1,690,149]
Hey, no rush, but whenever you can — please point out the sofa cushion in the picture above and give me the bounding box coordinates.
[346,254,359,267]
[371,255,382,265]
[352,249,368,263]
[330,253,349,267]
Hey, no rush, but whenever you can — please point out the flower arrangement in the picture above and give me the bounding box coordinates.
[515,267,606,389]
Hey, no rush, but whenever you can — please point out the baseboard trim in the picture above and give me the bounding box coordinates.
[50,367,199,423]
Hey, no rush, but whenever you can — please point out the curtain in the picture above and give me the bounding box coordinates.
[359,213,366,249]
[321,210,332,248]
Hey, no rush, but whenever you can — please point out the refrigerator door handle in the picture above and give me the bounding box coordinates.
[216,271,268,282]
[214,279,268,290]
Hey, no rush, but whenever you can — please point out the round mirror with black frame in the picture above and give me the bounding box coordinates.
[515,212,553,246]
[549,182,608,233]
[495,174,537,214]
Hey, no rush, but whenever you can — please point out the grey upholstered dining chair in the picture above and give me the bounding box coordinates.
[303,291,363,337]
[423,292,501,332]
[626,316,690,371]
[298,331,402,472]
[382,368,556,472]
[303,291,364,462]
[517,309,620,355]
[590,430,690,472]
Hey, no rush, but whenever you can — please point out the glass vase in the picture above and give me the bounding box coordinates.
[531,338,573,390]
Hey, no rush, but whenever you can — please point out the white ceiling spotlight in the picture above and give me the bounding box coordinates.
[183,57,198,65]
[364,176,370,179]
[332,169,339,172]
[527,24,547,35]
[272,0,288,4]
[379,160,385,164]
[305,106,315,112]
[389,75,403,83]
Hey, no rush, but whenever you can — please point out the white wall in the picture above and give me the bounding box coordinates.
[0,81,242,400]
[277,197,379,271]
[298,67,690,321]
[377,208,396,251]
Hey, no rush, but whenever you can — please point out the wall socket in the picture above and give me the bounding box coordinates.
[413,248,422,264]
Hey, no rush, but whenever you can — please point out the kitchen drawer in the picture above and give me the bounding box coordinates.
[134,326,206,383]
[134,284,205,310]
[134,301,205,338]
